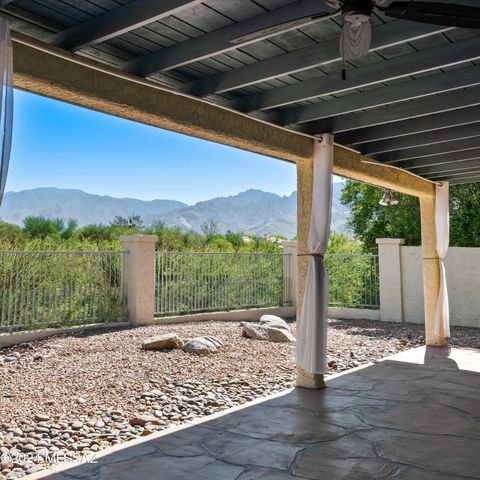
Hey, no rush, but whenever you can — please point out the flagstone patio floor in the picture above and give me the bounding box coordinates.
[28,346,480,480]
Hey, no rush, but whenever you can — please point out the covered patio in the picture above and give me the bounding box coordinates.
[0,0,479,478]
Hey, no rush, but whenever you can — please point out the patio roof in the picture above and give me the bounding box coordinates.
[2,0,480,184]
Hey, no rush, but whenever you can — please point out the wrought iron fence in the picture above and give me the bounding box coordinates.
[325,253,380,309]
[155,252,292,316]
[0,251,127,332]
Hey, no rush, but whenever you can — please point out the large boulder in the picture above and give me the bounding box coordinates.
[259,314,291,332]
[242,323,270,341]
[242,322,295,343]
[183,336,223,355]
[143,333,183,351]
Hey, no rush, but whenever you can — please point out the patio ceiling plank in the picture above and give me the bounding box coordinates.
[123,0,338,77]
[53,0,204,51]
[182,21,449,96]
[449,175,480,184]
[397,147,480,170]
[414,158,480,177]
[268,64,480,126]
[377,136,480,164]
[335,106,480,146]
[427,168,480,180]
[359,122,480,155]
[232,35,480,116]
[299,86,480,135]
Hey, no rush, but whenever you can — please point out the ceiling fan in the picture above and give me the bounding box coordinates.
[230,1,480,68]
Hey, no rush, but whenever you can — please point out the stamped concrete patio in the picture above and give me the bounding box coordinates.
[29,346,480,480]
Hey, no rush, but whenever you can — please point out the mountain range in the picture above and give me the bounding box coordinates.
[0,185,349,239]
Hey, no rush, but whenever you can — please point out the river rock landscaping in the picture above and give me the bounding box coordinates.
[1,319,479,478]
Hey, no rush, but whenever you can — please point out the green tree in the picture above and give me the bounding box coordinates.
[23,216,64,239]
[111,215,144,229]
[77,224,112,242]
[449,184,480,247]
[225,230,244,251]
[341,180,480,252]
[60,219,78,240]
[327,232,362,254]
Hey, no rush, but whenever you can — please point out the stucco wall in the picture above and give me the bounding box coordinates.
[400,246,480,328]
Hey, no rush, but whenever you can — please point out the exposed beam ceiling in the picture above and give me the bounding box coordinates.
[233,35,480,116]
[124,0,337,77]
[359,122,480,155]
[335,106,480,145]
[300,86,480,135]
[53,0,202,51]
[183,22,449,97]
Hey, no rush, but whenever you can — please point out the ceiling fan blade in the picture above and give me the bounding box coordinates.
[382,2,480,28]
[230,12,331,44]
[340,20,372,61]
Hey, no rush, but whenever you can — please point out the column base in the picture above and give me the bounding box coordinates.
[295,366,326,389]
[426,336,447,347]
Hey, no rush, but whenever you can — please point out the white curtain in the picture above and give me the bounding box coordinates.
[296,135,333,374]
[0,18,13,206]
[434,181,450,337]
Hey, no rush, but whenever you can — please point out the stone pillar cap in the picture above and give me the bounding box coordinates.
[119,234,158,243]
[375,238,405,245]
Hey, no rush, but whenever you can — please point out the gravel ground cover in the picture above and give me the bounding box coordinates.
[0,318,479,478]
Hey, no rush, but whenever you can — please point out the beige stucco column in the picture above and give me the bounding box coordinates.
[120,234,157,325]
[295,157,326,389]
[419,196,446,346]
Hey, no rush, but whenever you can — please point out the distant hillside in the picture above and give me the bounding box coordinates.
[0,188,187,227]
[0,185,349,238]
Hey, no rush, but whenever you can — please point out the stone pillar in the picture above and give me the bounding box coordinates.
[376,238,404,323]
[296,156,325,389]
[281,241,297,308]
[120,235,157,325]
[419,196,446,346]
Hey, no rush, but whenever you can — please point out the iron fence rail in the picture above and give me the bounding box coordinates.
[155,252,291,316]
[325,253,380,309]
[0,251,127,332]
[0,249,379,332]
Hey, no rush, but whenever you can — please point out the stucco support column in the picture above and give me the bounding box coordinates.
[419,196,446,346]
[120,235,157,325]
[282,241,297,308]
[376,238,404,323]
[296,157,325,389]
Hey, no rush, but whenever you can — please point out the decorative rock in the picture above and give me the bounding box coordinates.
[143,334,183,351]
[34,414,50,422]
[182,336,223,355]
[242,323,295,343]
[259,315,291,332]
[71,421,83,430]
[129,415,158,427]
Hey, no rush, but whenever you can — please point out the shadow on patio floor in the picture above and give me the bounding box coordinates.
[27,346,480,480]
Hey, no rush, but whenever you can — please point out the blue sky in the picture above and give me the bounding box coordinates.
[6,90,302,205]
